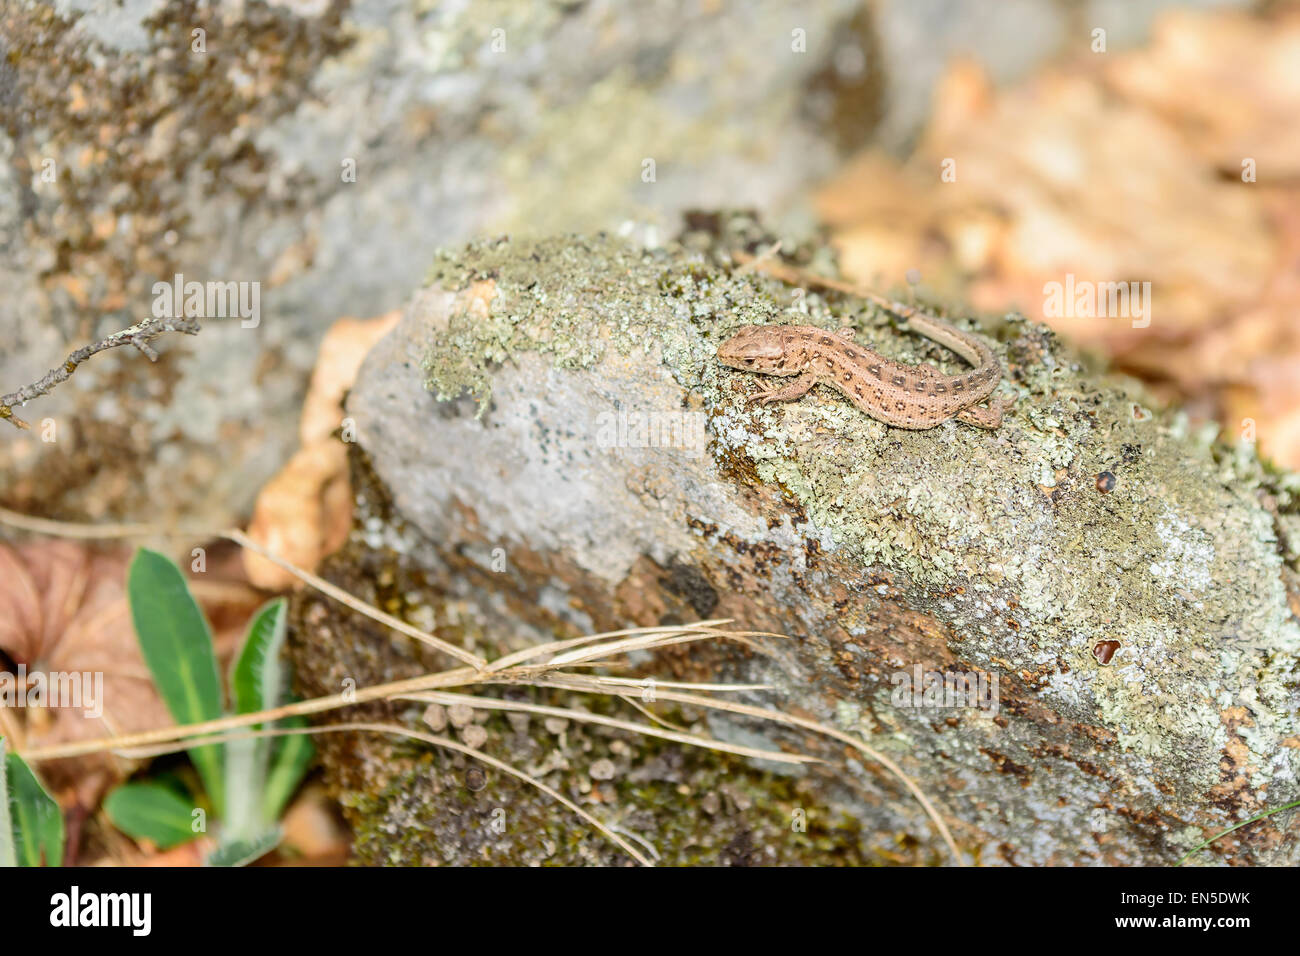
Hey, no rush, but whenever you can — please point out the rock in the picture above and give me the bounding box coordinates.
[291,229,1300,865]
[422,704,447,734]
[447,703,475,729]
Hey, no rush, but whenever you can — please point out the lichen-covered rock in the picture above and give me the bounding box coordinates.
[296,227,1300,865]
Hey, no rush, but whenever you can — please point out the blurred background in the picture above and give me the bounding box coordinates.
[10,0,1300,535]
[1,0,1298,863]
[4,0,1299,536]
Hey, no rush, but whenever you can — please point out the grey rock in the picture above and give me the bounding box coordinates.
[330,231,1300,865]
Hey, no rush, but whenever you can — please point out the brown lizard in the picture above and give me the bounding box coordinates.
[718,255,1015,430]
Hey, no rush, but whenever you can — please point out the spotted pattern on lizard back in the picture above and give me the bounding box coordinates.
[716,307,1014,430]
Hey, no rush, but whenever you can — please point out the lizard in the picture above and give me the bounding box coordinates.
[717,254,1015,430]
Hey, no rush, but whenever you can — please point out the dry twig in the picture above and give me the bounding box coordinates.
[0,316,201,429]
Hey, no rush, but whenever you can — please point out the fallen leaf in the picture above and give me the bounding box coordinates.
[0,540,259,811]
[817,7,1300,467]
[244,311,400,589]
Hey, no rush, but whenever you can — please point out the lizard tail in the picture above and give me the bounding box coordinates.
[891,305,994,369]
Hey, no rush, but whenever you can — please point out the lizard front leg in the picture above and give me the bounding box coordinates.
[750,370,819,406]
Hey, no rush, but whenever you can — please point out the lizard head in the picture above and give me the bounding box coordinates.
[717,326,791,374]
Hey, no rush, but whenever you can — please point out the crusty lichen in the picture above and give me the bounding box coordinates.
[344,699,905,867]
[416,225,1300,789]
[419,229,794,407]
[312,225,1300,865]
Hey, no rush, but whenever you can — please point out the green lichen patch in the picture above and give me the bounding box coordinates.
[345,696,900,867]
[419,231,796,406]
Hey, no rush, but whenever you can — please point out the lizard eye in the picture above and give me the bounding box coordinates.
[744,358,755,365]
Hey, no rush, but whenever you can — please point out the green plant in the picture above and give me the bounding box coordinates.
[102,780,198,851]
[1176,799,1300,865]
[103,548,313,866]
[1,737,65,867]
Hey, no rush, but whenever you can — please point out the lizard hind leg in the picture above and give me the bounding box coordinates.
[955,395,1016,429]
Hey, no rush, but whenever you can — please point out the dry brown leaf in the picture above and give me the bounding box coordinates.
[816,7,1300,467]
[0,541,174,807]
[1104,8,1300,177]
[244,311,400,589]
[278,784,350,862]
[0,539,260,813]
[922,66,1272,342]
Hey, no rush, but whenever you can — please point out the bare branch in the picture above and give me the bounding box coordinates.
[0,316,201,429]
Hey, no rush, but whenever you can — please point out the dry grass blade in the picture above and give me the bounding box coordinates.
[225,528,486,669]
[620,694,692,733]
[734,241,783,274]
[91,721,654,866]
[732,249,901,312]
[609,824,661,863]
[400,691,815,766]
[486,618,733,672]
[544,627,775,668]
[13,634,777,764]
[0,506,168,539]
[16,667,482,762]
[535,673,966,866]
[562,675,772,693]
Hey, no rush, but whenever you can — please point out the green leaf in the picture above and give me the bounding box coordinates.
[103,782,199,851]
[225,599,290,839]
[0,738,14,868]
[223,735,264,841]
[231,598,289,721]
[206,826,281,868]
[262,716,314,823]
[2,740,64,867]
[127,548,225,816]
[226,599,313,829]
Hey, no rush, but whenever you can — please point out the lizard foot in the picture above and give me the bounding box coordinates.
[746,371,820,406]
[955,394,1018,429]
